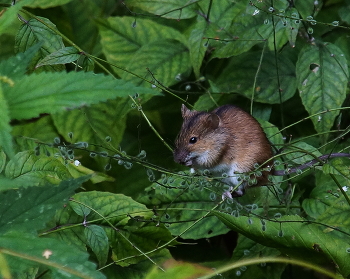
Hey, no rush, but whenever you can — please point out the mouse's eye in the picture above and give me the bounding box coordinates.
[189,137,197,144]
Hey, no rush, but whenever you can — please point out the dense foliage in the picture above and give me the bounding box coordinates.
[0,0,350,278]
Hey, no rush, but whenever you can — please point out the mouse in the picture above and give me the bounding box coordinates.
[173,104,273,197]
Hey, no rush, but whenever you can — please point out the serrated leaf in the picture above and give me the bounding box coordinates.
[125,0,198,19]
[36,46,81,68]
[322,157,350,178]
[15,16,65,72]
[296,43,348,135]
[52,98,131,153]
[212,212,350,277]
[212,1,273,58]
[84,225,109,267]
[0,176,89,234]
[70,191,152,226]
[0,83,14,157]
[4,71,161,120]
[23,0,74,8]
[316,196,350,229]
[4,151,72,186]
[215,51,296,104]
[122,40,191,87]
[0,232,105,279]
[98,17,187,77]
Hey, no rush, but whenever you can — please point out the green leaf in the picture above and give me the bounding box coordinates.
[122,39,191,87]
[212,1,273,58]
[4,151,72,186]
[0,44,42,79]
[23,0,74,8]
[0,83,14,157]
[36,46,81,68]
[125,0,198,19]
[283,141,322,165]
[212,212,350,277]
[15,16,65,72]
[138,177,229,239]
[0,176,89,234]
[0,2,25,36]
[98,17,187,77]
[285,8,301,48]
[215,51,296,104]
[0,149,6,174]
[0,232,105,279]
[294,0,322,19]
[296,42,348,135]
[4,71,161,120]
[70,191,152,225]
[84,225,109,267]
[322,157,350,178]
[188,19,207,78]
[302,171,345,219]
[52,98,131,153]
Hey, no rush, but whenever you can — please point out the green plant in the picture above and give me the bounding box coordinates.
[0,0,349,278]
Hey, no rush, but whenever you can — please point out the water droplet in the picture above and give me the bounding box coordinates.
[264,19,269,25]
[346,248,350,253]
[175,73,182,81]
[240,266,247,271]
[307,27,313,34]
[306,16,313,21]
[243,249,250,255]
[310,20,317,25]
[209,192,216,201]
[131,20,137,28]
[151,84,156,88]
[248,218,253,224]
[278,230,284,237]
[68,132,73,139]
[268,7,274,12]
[262,225,266,231]
[236,270,241,276]
[294,20,300,24]
[302,79,308,86]
[185,85,191,91]
[104,164,112,171]
[274,160,281,166]
[252,9,259,16]
[90,152,96,158]
[274,212,282,218]
[54,137,60,144]
[291,12,298,19]
[332,21,339,26]
[105,136,112,142]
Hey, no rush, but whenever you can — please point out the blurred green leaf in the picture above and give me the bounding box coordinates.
[24,0,74,8]
[4,71,161,120]
[0,83,13,157]
[296,43,348,135]
[0,176,89,234]
[0,232,105,279]
[283,141,322,165]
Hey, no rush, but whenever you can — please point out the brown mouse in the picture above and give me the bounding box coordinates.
[173,104,272,197]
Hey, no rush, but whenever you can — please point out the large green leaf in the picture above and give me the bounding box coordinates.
[23,0,74,8]
[296,43,348,135]
[52,98,131,152]
[0,176,89,234]
[212,212,350,277]
[98,17,186,77]
[212,1,273,58]
[125,0,199,19]
[215,51,296,104]
[122,40,191,87]
[0,83,13,157]
[0,2,25,36]
[4,71,161,120]
[0,232,105,279]
[4,151,72,186]
[15,16,65,72]
[70,191,152,224]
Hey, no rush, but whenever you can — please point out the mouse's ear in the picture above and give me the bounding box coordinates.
[205,113,220,129]
[181,104,197,119]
